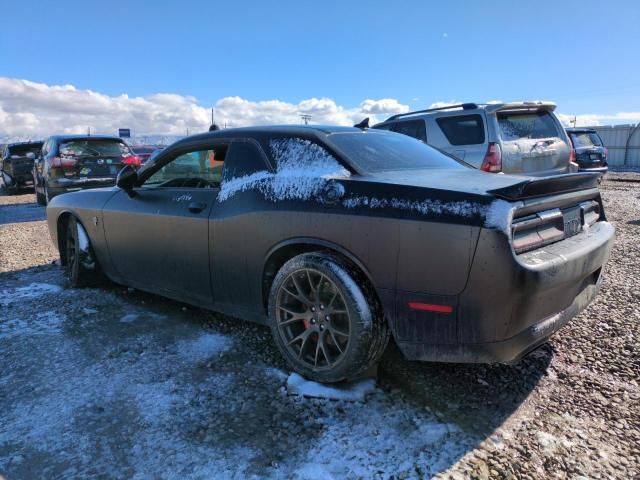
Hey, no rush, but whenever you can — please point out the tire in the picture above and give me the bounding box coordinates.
[268,252,389,383]
[63,216,101,288]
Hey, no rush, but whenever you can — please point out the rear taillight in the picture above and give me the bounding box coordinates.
[122,155,141,167]
[569,145,576,163]
[480,142,502,173]
[603,148,608,161]
[48,156,77,168]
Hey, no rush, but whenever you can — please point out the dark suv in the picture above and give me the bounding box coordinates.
[566,128,608,173]
[34,135,141,205]
[0,141,44,192]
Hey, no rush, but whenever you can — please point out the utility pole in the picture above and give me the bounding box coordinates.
[87,126,91,136]
[300,114,312,125]
[570,116,577,128]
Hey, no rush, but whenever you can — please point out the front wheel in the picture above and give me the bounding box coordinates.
[64,216,100,287]
[268,252,389,383]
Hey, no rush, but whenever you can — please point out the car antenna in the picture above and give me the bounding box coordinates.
[354,117,369,130]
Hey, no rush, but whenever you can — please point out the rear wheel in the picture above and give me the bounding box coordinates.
[268,252,389,383]
[64,216,100,287]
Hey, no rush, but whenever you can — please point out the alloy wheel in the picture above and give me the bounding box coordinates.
[276,268,351,369]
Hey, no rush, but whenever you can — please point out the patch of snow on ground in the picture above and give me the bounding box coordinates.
[286,373,376,402]
[291,398,469,479]
[0,282,63,306]
[0,311,65,340]
[176,332,232,362]
[217,137,350,202]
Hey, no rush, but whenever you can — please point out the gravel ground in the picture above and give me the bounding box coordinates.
[0,176,638,479]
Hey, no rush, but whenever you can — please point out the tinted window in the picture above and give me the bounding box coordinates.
[497,111,559,140]
[7,143,43,157]
[326,131,466,173]
[59,139,130,157]
[392,120,427,142]
[144,145,227,188]
[569,132,603,148]
[436,114,485,145]
[131,146,158,154]
[222,141,269,181]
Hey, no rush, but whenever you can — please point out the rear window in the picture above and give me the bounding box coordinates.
[569,132,603,148]
[498,111,559,140]
[436,114,485,145]
[59,139,131,157]
[8,143,43,157]
[131,146,158,154]
[326,130,466,173]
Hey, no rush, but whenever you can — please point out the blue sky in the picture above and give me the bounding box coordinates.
[1,0,639,135]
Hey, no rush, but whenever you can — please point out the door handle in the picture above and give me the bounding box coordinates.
[188,202,207,213]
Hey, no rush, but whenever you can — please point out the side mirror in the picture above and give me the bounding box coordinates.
[26,152,36,160]
[116,165,138,197]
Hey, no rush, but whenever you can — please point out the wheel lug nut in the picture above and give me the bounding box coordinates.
[320,305,324,310]
[311,307,315,312]
[325,316,330,321]
[311,319,316,324]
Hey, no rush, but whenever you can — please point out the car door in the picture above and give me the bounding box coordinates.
[102,141,228,306]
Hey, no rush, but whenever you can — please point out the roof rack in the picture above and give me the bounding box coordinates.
[384,103,479,122]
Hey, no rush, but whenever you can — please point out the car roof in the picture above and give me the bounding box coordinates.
[169,125,369,147]
[377,101,557,124]
[566,128,598,133]
[48,134,124,141]
[6,140,44,146]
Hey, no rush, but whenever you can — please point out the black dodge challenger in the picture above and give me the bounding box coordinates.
[46,126,615,382]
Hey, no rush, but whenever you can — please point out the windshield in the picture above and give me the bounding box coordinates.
[497,110,560,140]
[570,132,603,148]
[8,143,43,157]
[326,131,467,173]
[59,139,131,157]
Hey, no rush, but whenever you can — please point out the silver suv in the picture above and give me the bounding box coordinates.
[372,102,575,176]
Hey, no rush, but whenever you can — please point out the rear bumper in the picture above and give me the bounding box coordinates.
[394,221,615,363]
[578,166,608,173]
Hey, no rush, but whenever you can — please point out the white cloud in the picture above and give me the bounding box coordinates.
[0,77,409,139]
[557,111,640,127]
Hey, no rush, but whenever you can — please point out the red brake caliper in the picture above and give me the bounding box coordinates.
[302,318,311,329]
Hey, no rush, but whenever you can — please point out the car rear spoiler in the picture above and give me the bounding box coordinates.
[487,173,601,200]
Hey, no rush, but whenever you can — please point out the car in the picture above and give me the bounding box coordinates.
[566,128,608,173]
[0,141,44,192]
[129,145,163,165]
[372,101,577,176]
[34,135,141,205]
[46,126,614,383]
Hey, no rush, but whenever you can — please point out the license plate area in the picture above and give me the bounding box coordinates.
[562,206,582,238]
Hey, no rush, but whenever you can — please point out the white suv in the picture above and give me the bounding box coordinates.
[372,102,575,176]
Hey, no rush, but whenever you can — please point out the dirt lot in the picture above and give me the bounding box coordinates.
[1,175,638,479]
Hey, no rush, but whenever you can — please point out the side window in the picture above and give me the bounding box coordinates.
[436,114,485,146]
[143,145,228,189]
[222,141,269,181]
[392,120,427,142]
[373,124,393,131]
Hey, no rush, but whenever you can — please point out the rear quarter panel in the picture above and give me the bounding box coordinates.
[211,179,485,325]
